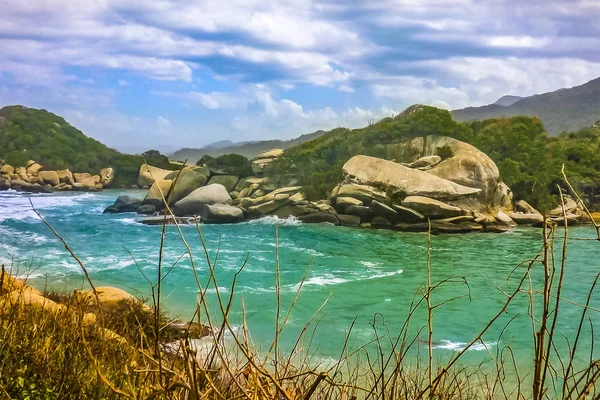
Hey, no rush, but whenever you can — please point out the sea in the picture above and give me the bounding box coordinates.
[1,188,599,383]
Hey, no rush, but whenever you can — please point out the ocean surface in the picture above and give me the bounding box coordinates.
[1,189,599,377]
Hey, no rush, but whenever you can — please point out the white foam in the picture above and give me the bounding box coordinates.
[247,215,302,226]
[288,269,404,290]
[360,260,383,268]
[431,339,497,352]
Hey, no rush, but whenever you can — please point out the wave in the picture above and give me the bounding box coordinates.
[246,215,302,226]
[288,269,404,291]
[430,339,496,352]
[360,260,383,268]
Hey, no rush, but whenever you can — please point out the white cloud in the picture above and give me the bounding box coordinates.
[118,80,128,86]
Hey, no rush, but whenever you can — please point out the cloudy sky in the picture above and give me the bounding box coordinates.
[1,0,599,153]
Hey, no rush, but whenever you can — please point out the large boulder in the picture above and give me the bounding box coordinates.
[164,166,209,204]
[395,136,500,205]
[0,164,14,175]
[57,169,74,185]
[401,196,463,218]
[409,155,441,169]
[0,178,10,190]
[99,167,114,187]
[138,164,172,188]
[492,182,513,210]
[208,175,239,193]
[343,155,480,201]
[38,170,60,186]
[104,195,143,213]
[26,162,43,175]
[142,179,173,209]
[252,149,284,176]
[198,204,245,224]
[300,212,339,225]
[73,172,96,188]
[371,200,400,223]
[173,184,232,216]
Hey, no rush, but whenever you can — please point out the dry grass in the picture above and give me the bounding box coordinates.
[0,166,599,399]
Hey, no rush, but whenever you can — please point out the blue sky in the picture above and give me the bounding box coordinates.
[1,0,599,153]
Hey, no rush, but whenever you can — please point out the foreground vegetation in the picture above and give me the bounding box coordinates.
[0,106,175,187]
[1,180,599,399]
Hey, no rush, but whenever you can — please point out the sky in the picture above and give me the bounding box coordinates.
[1,0,600,154]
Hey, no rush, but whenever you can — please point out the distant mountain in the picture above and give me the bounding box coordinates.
[170,130,327,163]
[493,95,523,107]
[452,77,600,134]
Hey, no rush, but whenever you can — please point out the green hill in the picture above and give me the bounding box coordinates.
[452,77,600,135]
[0,105,175,187]
[170,130,327,164]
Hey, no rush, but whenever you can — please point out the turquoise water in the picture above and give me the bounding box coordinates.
[1,189,599,376]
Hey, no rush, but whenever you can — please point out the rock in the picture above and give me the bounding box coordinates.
[164,320,212,340]
[409,155,441,169]
[515,200,539,214]
[173,184,232,216]
[299,212,339,225]
[57,169,74,185]
[399,136,500,205]
[335,196,363,212]
[137,204,156,215]
[0,272,25,294]
[235,176,254,191]
[15,167,27,176]
[92,175,101,185]
[138,164,172,188]
[198,204,245,223]
[142,179,173,209]
[495,210,517,226]
[4,286,65,313]
[507,212,543,225]
[549,195,580,216]
[164,167,209,204]
[99,167,114,187]
[38,170,60,186]
[26,162,43,174]
[337,214,361,227]
[484,224,511,233]
[208,175,239,193]
[371,216,392,227]
[401,196,463,218]
[438,215,475,224]
[343,155,480,200]
[103,195,143,213]
[0,164,14,174]
[0,178,10,190]
[75,286,137,313]
[390,204,426,222]
[73,172,96,187]
[345,205,372,218]
[394,221,478,234]
[141,216,196,225]
[371,200,400,223]
[331,183,388,205]
[492,182,513,210]
[257,149,284,159]
[289,192,306,204]
[247,199,288,216]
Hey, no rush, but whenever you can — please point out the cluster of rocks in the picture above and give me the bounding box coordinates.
[0,160,113,193]
[105,136,591,233]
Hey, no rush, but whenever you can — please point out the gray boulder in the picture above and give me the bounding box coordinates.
[104,196,143,213]
[401,196,463,218]
[300,212,339,225]
[173,184,232,216]
[165,166,209,204]
[330,183,388,205]
[343,155,480,201]
[390,204,426,222]
[208,175,239,193]
[345,205,372,218]
[371,200,399,223]
[199,204,245,224]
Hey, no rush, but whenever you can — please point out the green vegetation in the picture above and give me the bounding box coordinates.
[0,106,175,187]
[196,153,253,177]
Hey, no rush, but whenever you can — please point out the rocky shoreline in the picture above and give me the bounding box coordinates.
[104,137,592,234]
[0,159,114,193]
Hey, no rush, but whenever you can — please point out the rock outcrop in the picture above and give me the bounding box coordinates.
[252,149,283,176]
[138,164,172,188]
[173,184,232,216]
